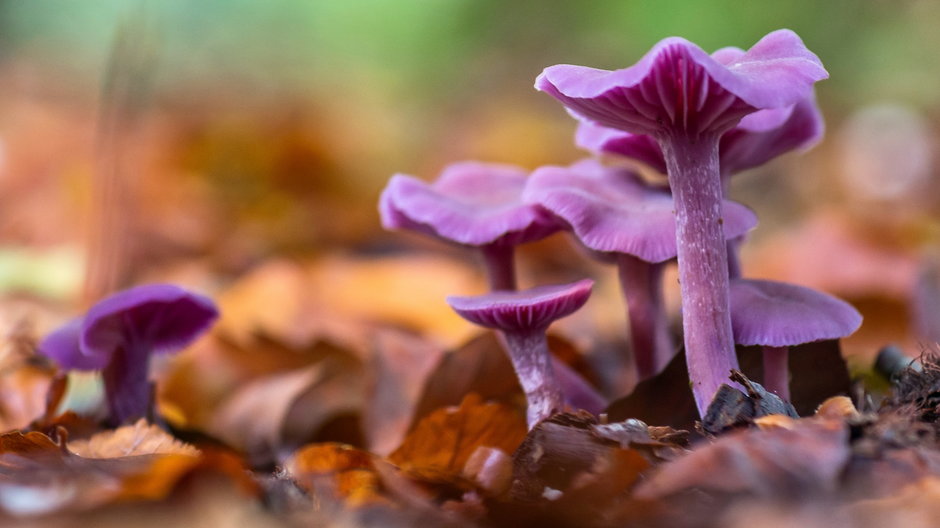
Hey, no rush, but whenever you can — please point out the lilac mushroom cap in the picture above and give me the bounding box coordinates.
[536,29,827,138]
[379,161,561,290]
[522,159,758,262]
[379,161,560,248]
[729,279,862,347]
[448,279,593,334]
[448,279,594,427]
[575,95,824,178]
[39,283,219,424]
[729,278,861,400]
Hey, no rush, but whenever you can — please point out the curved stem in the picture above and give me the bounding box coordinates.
[502,330,563,428]
[101,342,151,425]
[617,254,674,379]
[480,244,516,291]
[762,345,790,401]
[659,131,739,417]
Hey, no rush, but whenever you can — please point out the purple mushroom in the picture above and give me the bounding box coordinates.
[447,279,593,428]
[729,279,862,400]
[39,284,219,424]
[379,161,560,291]
[536,29,827,414]
[523,159,757,380]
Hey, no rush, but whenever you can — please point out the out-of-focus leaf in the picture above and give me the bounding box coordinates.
[68,419,199,458]
[0,429,254,517]
[635,418,850,500]
[209,347,364,463]
[390,394,526,485]
[286,442,387,507]
[364,330,444,456]
[410,333,522,430]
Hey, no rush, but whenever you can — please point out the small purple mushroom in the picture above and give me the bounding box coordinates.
[39,284,219,424]
[523,159,757,380]
[447,279,593,428]
[379,161,560,291]
[729,279,862,400]
[536,29,827,414]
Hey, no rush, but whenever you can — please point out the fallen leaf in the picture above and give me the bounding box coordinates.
[68,419,199,458]
[286,442,387,507]
[410,333,522,430]
[209,347,364,464]
[635,418,850,500]
[364,330,444,456]
[390,394,526,485]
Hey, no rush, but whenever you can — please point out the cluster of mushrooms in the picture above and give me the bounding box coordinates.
[35,30,863,432]
[381,29,862,427]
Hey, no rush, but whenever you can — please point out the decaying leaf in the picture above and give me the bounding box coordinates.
[209,347,364,463]
[364,330,445,456]
[635,418,850,500]
[0,428,253,517]
[68,419,199,458]
[390,394,526,485]
[700,370,798,436]
[410,333,523,430]
[286,442,387,507]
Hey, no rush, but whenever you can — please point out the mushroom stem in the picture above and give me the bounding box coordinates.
[659,131,740,416]
[726,237,743,279]
[617,254,673,379]
[762,345,790,401]
[101,342,151,425]
[480,244,516,291]
[501,329,563,428]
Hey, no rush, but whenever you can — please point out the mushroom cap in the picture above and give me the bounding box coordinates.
[38,318,101,370]
[536,29,827,137]
[40,284,219,370]
[447,279,593,333]
[729,279,862,347]
[575,95,824,176]
[379,161,561,247]
[522,159,758,263]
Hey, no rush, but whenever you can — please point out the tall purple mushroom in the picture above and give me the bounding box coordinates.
[729,279,861,400]
[536,29,828,414]
[447,279,593,428]
[39,284,219,424]
[379,161,560,291]
[523,159,757,380]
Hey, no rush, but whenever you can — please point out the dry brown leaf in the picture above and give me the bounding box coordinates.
[389,393,526,484]
[0,325,58,434]
[816,396,859,420]
[68,419,199,458]
[635,418,850,500]
[364,330,444,456]
[848,476,940,527]
[410,333,522,430]
[286,442,387,507]
[209,348,364,463]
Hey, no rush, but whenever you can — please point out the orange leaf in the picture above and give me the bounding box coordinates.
[389,394,526,483]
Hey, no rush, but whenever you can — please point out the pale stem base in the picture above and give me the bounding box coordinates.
[502,330,563,428]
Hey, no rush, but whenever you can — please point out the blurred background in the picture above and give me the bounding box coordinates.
[0,0,939,365]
